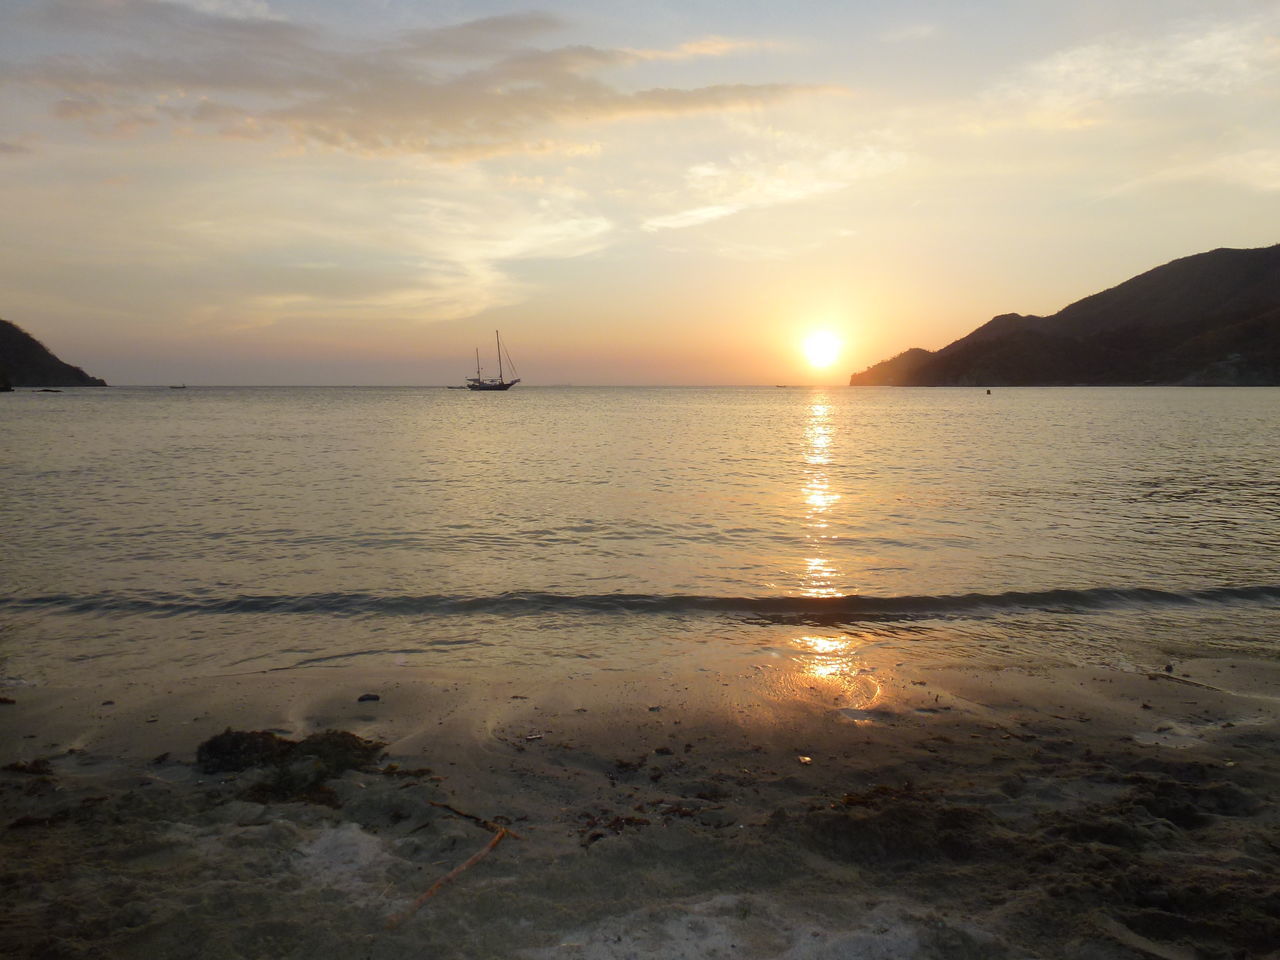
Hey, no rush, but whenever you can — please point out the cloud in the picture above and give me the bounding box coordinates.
[878,23,939,44]
[170,160,616,323]
[642,139,904,232]
[989,13,1280,129]
[397,12,566,59]
[3,2,829,160]
[626,36,783,61]
[22,0,312,48]
[0,2,857,336]
[1113,148,1280,194]
[168,0,280,19]
[0,136,616,329]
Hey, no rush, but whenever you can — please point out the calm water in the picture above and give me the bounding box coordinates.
[3,386,1279,683]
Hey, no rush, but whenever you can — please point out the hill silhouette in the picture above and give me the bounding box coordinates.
[0,318,107,388]
[849,245,1280,386]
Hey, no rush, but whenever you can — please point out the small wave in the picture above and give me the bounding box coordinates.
[5,584,1279,623]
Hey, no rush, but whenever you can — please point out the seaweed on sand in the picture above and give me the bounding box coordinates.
[195,729,295,773]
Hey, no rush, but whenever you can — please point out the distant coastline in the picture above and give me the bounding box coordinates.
[0,318,107,388]
[850,244,1280,387]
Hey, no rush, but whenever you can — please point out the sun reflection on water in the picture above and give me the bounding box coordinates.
[802,557,843,597]
[804,406,833,465]
[798,394,844,598]
[804,479,839,513]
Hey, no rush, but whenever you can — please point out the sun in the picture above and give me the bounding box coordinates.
[802,330,842,369]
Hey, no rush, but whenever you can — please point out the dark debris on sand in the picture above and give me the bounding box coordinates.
[196,728,387,805]
[4,685,1280,960]
[2,759,54,776]
[0,728,468,960]
[780,752,1280,960]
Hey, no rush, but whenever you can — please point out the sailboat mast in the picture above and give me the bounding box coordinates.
[495,330,503,381]
[475,348,481,380]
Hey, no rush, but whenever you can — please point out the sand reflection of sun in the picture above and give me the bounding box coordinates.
[798,635,852,656]
[792,634,883,710]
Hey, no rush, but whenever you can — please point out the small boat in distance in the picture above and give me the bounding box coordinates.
[466,330,520,391]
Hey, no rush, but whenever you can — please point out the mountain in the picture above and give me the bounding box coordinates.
[849,245,1280,386]
[0,318,107,387]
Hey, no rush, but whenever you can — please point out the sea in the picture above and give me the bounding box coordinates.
[2,385,1279,687]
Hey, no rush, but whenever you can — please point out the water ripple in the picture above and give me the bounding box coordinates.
[6,583,1278,624]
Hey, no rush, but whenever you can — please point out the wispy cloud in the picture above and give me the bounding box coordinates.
[0,2,855,335]
[1112,148,1280,195]
[180,159,616,321]
[396,12,565,59]
[0,141,615,328]
[988,13,1280,129]
[169,0,280,19]
[642,138,902,232]
[4,1,828,160]
[626,36,783,61]
[878,23,939,44]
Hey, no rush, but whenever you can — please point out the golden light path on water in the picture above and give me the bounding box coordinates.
[780,395,885,717]
[799,395,842,597]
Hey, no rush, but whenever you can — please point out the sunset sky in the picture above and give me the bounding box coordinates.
[2,0,1278,385]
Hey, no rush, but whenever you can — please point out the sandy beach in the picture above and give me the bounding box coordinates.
[4,648,1278,960]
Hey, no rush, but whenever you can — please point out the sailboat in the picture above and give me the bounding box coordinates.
[465,330,521,391]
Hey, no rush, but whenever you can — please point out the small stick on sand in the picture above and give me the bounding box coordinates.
[1145,672,1222,692]
[386,824,512,929]
[426,799,522,838]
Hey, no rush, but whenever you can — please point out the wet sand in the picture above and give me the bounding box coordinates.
[3,652,1279,959]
